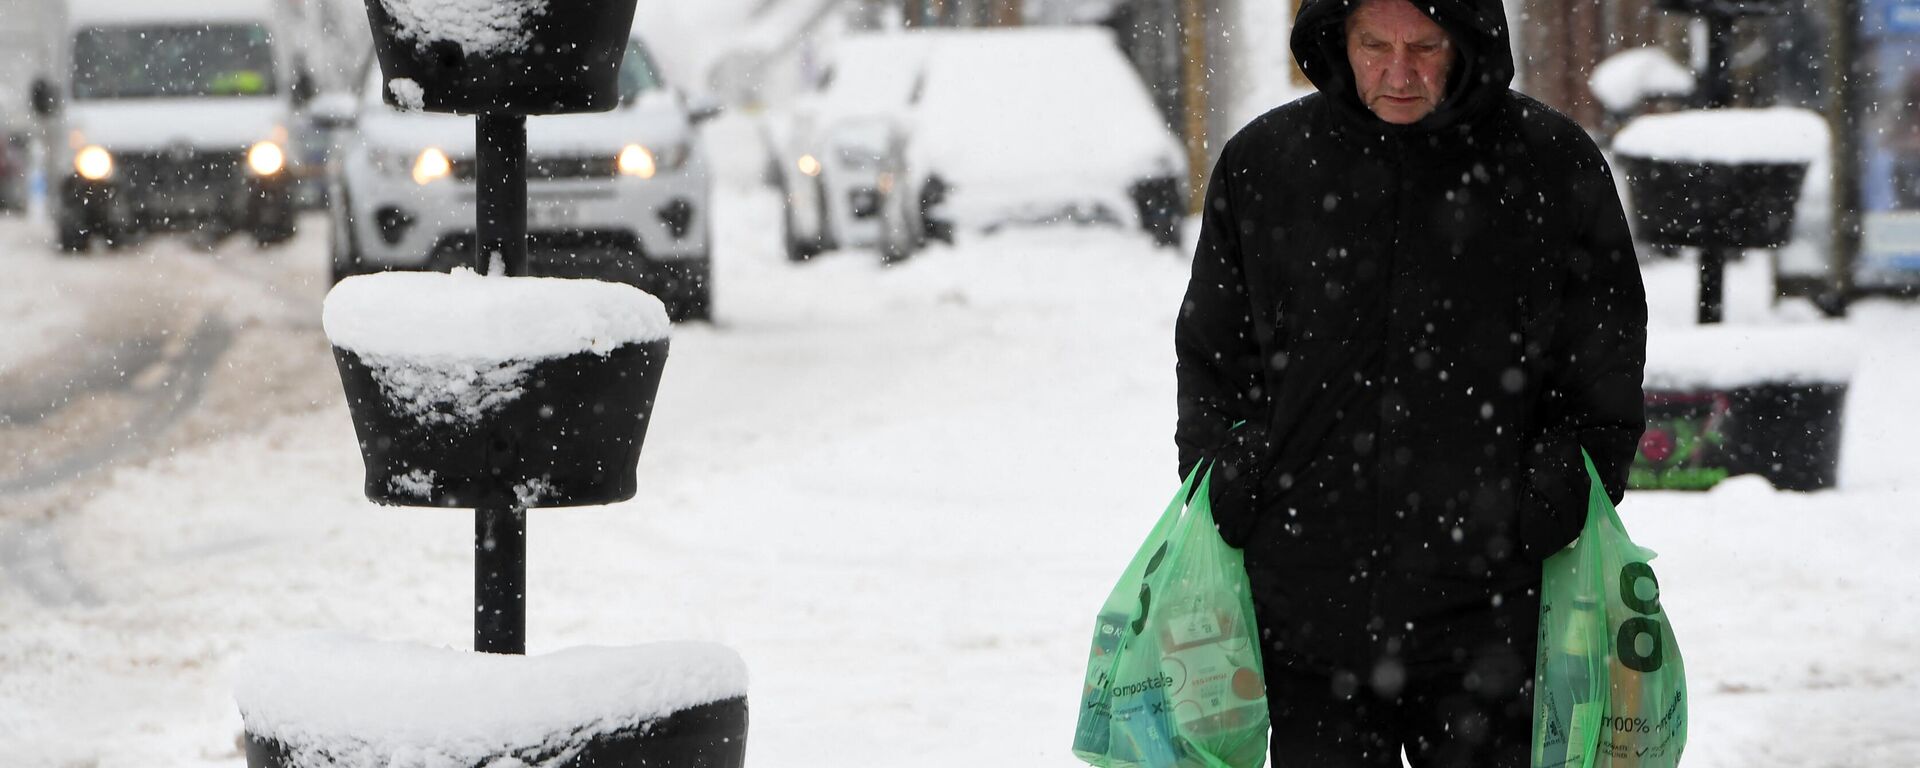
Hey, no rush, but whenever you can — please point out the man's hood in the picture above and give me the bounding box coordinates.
[1290,0,1515,133]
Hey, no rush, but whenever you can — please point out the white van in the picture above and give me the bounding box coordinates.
[33,0,306,251]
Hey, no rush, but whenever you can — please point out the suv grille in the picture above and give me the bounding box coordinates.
[451,154,618,181]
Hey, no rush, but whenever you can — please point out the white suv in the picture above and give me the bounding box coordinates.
[327,33,718,321]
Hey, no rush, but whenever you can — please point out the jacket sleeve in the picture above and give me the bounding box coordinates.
[1175,141,1268,479]
[1519,140,1648,561]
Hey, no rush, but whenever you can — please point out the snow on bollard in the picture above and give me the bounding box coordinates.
[363,0,640,115]
[1637,325,1856,492]
[236,633,749,768]
[322,268,670,508]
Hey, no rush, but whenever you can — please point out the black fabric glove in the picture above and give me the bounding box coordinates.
[1206,424,1270,549]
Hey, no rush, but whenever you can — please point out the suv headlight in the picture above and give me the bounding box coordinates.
[412,147,452,186]
[247,141,286,176]
[620,142,689,179]
[74,145,113,181]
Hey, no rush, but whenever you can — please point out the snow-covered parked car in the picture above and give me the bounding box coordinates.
[766,33,934,261]
[328,33,720,321]
[34,0,303,251]
[887,28,1189,252]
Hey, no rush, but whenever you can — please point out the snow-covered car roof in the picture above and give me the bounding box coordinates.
[902,28,1185,222]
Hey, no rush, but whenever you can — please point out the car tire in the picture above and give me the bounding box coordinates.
[671,288,712,323]
[330,197,366,285]
[663,258,712,323]
[56,218,89,254]
[783,209,819,263]
[1147,216,1183,249]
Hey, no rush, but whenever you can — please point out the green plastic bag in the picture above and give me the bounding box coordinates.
[1074,466,1270,768]
[1533,452,1689,768]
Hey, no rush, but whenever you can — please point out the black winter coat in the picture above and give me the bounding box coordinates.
[1174,0,1646,666]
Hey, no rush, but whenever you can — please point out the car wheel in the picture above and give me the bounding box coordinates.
[783,209,819,263]
[665,260,712,323]
[56,217,89,254]
[1147,215,1183,248]
[330,197,366,285]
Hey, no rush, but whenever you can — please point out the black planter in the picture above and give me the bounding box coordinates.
[1632,382,1847,491]
[1617,155,1808,249]
[364,0,640,115]
[1723,382,1848,491]
[244,696,748,768]
[335,339,667,509]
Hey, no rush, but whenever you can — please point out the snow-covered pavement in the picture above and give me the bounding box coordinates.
[2,115,1918,767]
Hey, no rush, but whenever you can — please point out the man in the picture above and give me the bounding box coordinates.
[1173,0,1646,765]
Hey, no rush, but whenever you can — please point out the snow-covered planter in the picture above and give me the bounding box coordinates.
[1613,107,1827,249]
[1636,325,1854,492]
[236,633,749,768]
[323,269,670,508]
[363,0,641,115]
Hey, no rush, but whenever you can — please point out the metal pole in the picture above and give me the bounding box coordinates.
[1826,0,1861,317]
[475,505,527,655]
[1699,12,1737,324]
[1699,246,1728,323]
[1702,13,1735,108]
[474,112,529,655]
[477,114,528,277]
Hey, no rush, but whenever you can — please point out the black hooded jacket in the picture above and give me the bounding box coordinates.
[1174,0,1646,664]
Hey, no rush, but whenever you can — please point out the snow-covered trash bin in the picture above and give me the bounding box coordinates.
[1612,107,1827,249]
[236,633,749,768]
[323,268,670,508]
[1636,325,1855,492]
[363,0,641,115]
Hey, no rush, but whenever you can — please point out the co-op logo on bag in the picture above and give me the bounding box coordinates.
[1617,561,1665,674]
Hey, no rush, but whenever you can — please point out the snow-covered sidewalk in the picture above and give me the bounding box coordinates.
[3,173,1918,767]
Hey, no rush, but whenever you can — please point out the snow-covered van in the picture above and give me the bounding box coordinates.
[33,0,303,251]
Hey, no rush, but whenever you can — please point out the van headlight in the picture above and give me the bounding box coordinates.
[247,141,286,176]
[412,147,452,186]
[75,145,113,181]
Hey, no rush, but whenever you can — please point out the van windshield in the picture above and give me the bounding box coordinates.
[73,24,277,100]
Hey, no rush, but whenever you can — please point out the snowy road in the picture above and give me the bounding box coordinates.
[2,115,1918,767]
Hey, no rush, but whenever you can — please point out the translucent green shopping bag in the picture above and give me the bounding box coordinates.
[1074,466,1270,768]
[1533,451,1688,768]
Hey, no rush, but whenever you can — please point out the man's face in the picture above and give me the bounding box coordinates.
[1346,0,1457,125]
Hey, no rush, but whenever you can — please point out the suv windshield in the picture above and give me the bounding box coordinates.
[618,39,661,102]
[73,24,277,100]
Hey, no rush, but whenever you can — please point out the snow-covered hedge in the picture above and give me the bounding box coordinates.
[1613,108,1829,166]
[1644,324,1858,390]
[235,633,747,767]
